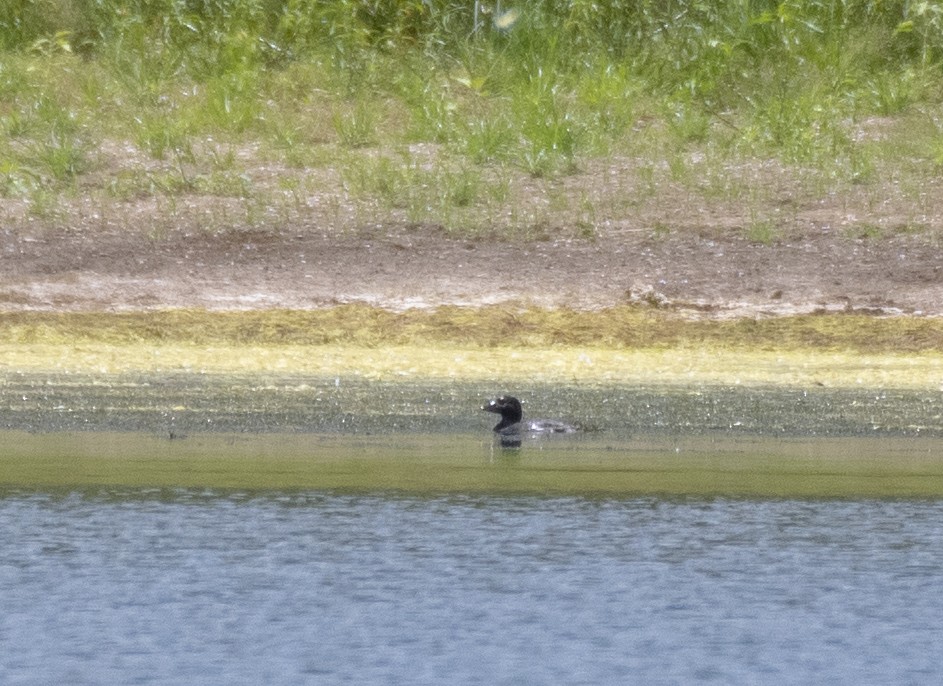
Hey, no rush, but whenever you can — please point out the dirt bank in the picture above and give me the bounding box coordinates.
[3,220,942,317]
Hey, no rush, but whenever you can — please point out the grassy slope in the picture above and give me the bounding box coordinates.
[1,1,943,239]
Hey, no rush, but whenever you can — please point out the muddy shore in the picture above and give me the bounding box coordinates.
[2,222,942,317]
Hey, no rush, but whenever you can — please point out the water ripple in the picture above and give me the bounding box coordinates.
[1,493,942,684]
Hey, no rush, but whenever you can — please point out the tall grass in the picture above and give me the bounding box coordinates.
[1,0,942,234]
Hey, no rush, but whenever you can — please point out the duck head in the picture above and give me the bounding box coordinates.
[482,395,523,428]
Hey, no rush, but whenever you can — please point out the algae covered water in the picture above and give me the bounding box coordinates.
[3,371,943,497]
[3,370,943,438]
[3,373,943,683]
[2,490,942,685]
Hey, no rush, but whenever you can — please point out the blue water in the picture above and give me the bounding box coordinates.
[1,491,941,685]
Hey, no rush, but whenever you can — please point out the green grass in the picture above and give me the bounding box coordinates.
[1,1,943,236]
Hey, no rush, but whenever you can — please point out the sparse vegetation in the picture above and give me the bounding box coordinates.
[1,1,942,238]
[4,305,943,353]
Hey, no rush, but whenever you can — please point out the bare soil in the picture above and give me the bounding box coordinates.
[3,219,943,317]
[3,145,943,318]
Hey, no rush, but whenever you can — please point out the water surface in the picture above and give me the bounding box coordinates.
[4,372,943,497]
[4,373,943,683]
[3,371,942,437]
[1,491,941,685]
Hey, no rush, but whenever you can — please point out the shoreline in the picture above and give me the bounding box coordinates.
[3,341,942,391]
[2,305,943,390]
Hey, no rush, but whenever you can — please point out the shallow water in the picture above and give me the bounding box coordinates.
[5,370,943,497]
[4,430,943,498]
[3,371,942,437]
[1,491,941,685]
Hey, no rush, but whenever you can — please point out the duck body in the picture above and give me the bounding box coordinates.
[482,395,578,438]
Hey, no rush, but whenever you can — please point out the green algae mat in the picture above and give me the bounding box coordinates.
[3,431,943,499]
